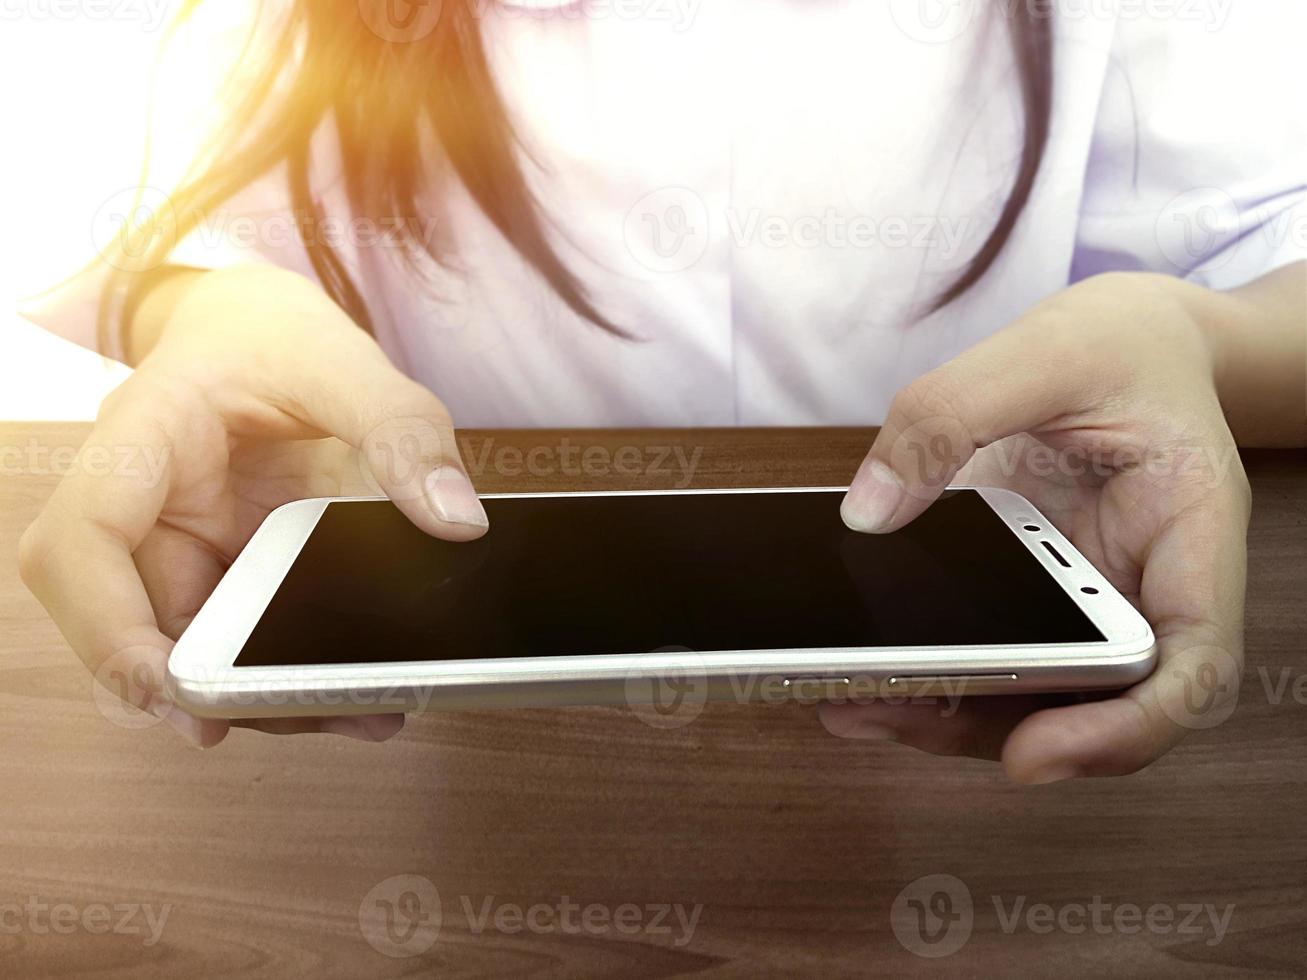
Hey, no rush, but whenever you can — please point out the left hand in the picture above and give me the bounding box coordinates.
[825,272,1251,784]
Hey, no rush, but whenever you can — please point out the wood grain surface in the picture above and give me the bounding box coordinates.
[1,423,1304,978]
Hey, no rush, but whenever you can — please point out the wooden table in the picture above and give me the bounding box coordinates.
[1,423,1304,977]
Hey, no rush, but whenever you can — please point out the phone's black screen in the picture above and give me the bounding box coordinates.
[234,490,1103,667]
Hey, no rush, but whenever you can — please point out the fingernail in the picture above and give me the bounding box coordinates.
[820,705,898,741]
[842,459,903,532]
[146,696,171,722]
[149,698,205,749]
[320,716,371,739]
[321,715,405,741]
[1024,763,1081,785]
[363,714,405,740]
[850,721,898,741]
[424,467,488,527]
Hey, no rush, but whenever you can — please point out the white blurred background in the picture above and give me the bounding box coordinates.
[0,0,249,418]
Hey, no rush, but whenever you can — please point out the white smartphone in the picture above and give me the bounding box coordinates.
[167,487,1157,718]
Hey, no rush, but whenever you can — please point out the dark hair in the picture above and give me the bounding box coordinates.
[934,0,1054,309]
[106,0,1054,346]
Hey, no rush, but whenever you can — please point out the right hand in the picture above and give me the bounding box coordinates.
[19,265,488,747]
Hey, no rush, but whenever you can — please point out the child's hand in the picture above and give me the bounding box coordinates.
[830,272,1252,783]
[19,265,487,747]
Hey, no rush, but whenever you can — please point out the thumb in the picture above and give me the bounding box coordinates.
[843,323,1083,533]
[358,409,489,542]
[279,340,488,541]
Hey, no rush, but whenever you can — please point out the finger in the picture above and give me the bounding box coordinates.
[269,335,488,541]
[137,529,406,743]
[1002,474,1250,783]
[818,694,1065,762]
[18,406,226,748]
[1000,645,1241,784]
[231,714,405,741]
[134,508,407,741]
[135,523,229,641]
[843,314,1106,533]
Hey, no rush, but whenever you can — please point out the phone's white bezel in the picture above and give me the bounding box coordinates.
[168,488,1156,716]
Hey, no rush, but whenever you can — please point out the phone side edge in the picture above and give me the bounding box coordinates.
[167,497,330,710]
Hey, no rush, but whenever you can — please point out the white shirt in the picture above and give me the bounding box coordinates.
[30,0,1307,427]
